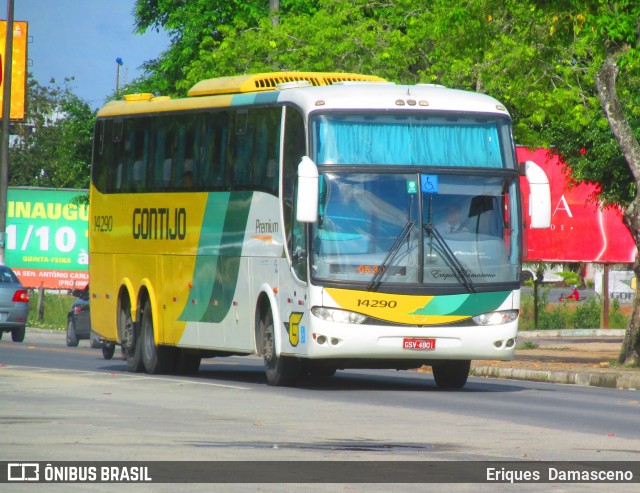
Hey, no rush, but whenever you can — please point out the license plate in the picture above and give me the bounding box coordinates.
[403,338,436,350]
[0,312,7,322]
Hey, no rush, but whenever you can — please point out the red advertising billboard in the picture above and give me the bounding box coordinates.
[517,147,637,263]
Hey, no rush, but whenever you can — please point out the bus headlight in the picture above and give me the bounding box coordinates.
[311,307,367,324]
[472,310,519,326]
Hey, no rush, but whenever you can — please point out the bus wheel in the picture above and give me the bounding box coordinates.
[262,310,300,386]
[141,300,176,374]
[432,360,471,389]
[120,296,144,373]
[102,343,116,360]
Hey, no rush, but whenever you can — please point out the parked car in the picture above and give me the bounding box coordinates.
[66,284,116,359]
[0,265,29,342]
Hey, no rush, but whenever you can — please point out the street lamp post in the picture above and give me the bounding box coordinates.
[115,57,123,92]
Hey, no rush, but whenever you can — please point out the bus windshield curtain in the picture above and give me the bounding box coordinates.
[315,120,503,168]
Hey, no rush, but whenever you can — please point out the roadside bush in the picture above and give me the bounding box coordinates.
[539,307,569,330]
[520,292,630,330]
[608,299,628,328]
[27,291,70,330]
[570,296,601,329]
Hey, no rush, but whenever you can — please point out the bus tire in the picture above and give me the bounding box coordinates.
[141,300,176,374]
[126,333,144,372]
[120,296,144,373]
[432,360,471,389]
[102,343,116,360]
[262,310,300,386]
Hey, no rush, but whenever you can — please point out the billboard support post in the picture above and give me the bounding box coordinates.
[603,263,610,329]
[0,0,15,265]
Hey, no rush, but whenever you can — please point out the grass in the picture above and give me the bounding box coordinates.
[519,291,630,331]
[27,291,71,331]
[518,340,539,350]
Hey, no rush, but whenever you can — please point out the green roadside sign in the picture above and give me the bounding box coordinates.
[5,188,89,289]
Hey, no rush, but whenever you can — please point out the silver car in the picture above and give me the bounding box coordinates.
[0,265,29,342]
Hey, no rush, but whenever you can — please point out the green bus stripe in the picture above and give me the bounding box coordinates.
[411,291,510,317]
[179,191,253,323]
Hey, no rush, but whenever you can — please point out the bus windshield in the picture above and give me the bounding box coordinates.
[312,113,512,168]
[310,172,520,289]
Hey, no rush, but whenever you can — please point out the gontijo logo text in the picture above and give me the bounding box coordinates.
[132,207,187,240]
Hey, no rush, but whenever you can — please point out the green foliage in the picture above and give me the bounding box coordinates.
[518,340,539,350]
[28,291,70,331]
[608,298,628,329]
[570,296,601,329]
[519,293,629,330]
[8,77,96,189]
[540,306,570,330]
[558,271,581,286]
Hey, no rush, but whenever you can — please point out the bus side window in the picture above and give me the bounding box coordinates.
[131,128,147,192]
[92,121,108,193]
[253,119,268,187]
[211,112,230,189]
[108,119,124,193]
[152,117,171,191]
[233,110,252,188]
[252,108,280,195]
[282,106,307,281]
[120,128,135,192]
[193,115,208,190]
[180,128,196,190]
[170,122,187,189]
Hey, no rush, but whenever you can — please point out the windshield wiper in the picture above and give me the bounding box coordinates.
[423,223,476,293]
[368,220,415,291]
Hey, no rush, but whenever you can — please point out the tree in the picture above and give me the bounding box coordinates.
[132,0,318,95]
[9,76,95,190]
[508,2,640,365]
[131,0,640,365]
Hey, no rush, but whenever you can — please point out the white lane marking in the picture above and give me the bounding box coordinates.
[0,364,250,390]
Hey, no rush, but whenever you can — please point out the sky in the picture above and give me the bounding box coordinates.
[13,0,170,109]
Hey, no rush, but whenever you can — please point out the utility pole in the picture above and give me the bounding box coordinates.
[0,0,15,265]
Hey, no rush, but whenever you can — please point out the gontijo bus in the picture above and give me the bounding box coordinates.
[90,72,551,389]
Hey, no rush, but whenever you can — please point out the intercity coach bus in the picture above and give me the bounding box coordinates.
[89,72,550,388]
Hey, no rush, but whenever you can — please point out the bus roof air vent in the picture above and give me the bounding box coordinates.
[276,80,313,90]
[187,72,386,97]
[123,93,154,102]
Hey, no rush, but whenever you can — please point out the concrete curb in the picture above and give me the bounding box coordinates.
[518,329,626,338]
[471,365,640,391]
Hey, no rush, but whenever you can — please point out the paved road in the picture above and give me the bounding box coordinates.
[521,285,597,303]
[1,329,639,492]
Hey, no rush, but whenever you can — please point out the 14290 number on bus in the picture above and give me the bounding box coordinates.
[357,298,397,308]
[94,215,113,232]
